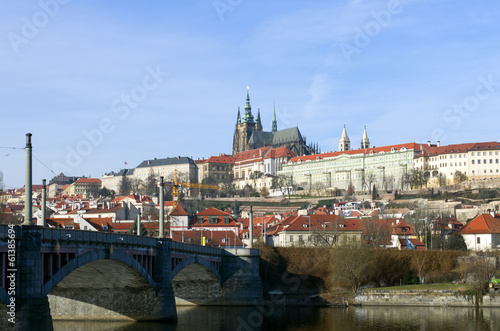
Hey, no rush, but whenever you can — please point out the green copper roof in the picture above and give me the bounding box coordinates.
[242,87,255,124]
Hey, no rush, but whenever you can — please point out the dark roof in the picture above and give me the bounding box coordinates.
[272,127,303,145]
[105,168,134,177]
[248,131,274,146]
[136,157,195,168]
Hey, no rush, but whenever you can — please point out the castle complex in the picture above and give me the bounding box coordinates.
[232,87,318,156]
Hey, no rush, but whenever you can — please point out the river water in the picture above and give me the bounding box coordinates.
[52,305,500,331]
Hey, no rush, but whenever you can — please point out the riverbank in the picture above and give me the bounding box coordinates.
[354,286,500,307]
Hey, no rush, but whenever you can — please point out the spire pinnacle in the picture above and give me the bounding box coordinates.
[272,103,278,133]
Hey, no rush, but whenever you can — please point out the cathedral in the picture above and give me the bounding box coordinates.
[232,88,318,156]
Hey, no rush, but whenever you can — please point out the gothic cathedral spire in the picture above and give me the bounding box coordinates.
[242,86,255,124]
[272,103,277,133]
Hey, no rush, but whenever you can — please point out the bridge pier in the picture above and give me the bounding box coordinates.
[16,226,53,331]
[221,249,263,305]
[153,242,177,321]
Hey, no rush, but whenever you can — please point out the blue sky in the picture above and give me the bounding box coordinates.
[1,0,500,188]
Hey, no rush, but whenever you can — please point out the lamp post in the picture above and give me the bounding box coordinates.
[159,176,164,238]
[22,133,33,226]
[41,179,46,227]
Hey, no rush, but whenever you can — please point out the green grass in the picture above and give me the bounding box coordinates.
[370,283,474,291]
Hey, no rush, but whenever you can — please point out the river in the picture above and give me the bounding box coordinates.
[52,305,500,331]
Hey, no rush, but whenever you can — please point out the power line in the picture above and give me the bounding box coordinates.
[33,154,58,177]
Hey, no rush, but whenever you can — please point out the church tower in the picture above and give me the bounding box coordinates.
[339,125,350,151]
[272,104,277,133]
[361,126,370,149]
[232,87,261,155]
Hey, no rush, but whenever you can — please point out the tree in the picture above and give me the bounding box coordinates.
[271,174,293,199]
[260,187,269,197]
[219,174,236,197]
[128,220,148,236]
[98,187,115,198]
[361,219,392,247]
[330,246,372,292]
[130,178,142,194]
[201,176,219,198]
[438,173,447,187]
[453,171,468,184]
[118,176,132,196]
[346,181,355,197]
[143,170,157,196]
[240,184,256,197]
[365,173,376,193]
[371,184,378,200]
[444,232,467,251]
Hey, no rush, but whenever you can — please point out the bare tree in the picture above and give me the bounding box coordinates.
[361,219,392,247]
[330,246,372,292]
[365,173,376,193]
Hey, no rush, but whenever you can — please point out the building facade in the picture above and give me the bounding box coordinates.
[279,142,423,192]
[414,141,500,186]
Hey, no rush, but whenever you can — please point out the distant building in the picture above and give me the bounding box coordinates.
[232,88,318,156]
[101,168,134,194]
[196,154,235,184]
[414,141,500,186]
[62,178,102,196]
[280,142,424,192]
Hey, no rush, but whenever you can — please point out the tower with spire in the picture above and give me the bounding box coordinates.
[361,126,370,149]
[232,87,263,155]
[339,125,350,151]
[272,104,277,133]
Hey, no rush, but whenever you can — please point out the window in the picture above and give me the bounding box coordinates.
[472,160,475,164]
[289,235,294,242]
[477,237,481,244]
[490,159,493,164]
[299,235,303,242]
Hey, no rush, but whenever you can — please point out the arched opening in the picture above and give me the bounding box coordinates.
[172,262,222,305]
[47,259,159,320]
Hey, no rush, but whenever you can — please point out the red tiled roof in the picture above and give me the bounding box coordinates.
[206,155,235,164]
[171,204,188,216]
[263,146,297,160]
[74,178,102,184]
[460,214,500,234]
[196,207,230,217]
[415,141,500,158]
[235,147,271,164]
[288,143,423,163]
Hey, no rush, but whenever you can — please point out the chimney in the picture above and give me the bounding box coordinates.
[437,141,440,147]
[427,141,431,147]
[491,210,496,218]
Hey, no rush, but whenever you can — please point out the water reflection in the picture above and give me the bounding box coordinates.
[52,306,500,331]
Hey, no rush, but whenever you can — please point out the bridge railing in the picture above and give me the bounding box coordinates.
[0,225,160,248]
[169,240,224,256]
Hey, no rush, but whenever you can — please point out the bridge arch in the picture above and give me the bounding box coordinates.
[171,256,223,305]
[171,256,222,283]
[42,249,156,295]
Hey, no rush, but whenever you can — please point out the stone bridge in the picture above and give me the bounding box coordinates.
[0,225,262,330]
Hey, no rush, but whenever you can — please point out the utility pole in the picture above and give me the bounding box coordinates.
[249,206,253,248]
[23,133,33,226]
[41,179,46,227]
[159,176,164,238]
[136,210,141,236]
